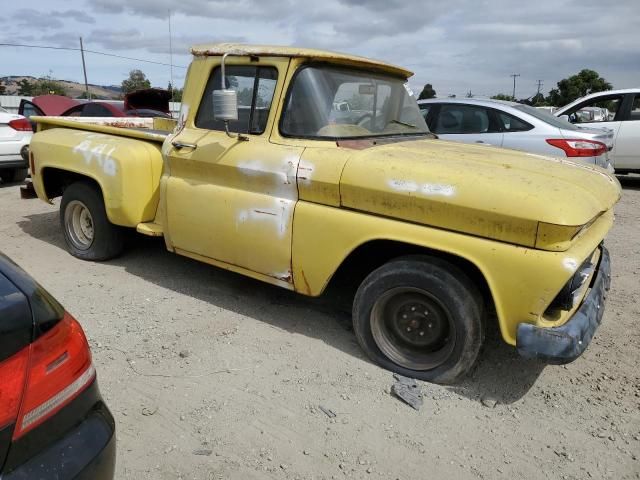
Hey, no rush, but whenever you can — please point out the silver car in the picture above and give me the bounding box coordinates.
[418,98,614,171]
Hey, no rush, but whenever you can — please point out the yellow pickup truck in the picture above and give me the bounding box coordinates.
[27,44,620,383]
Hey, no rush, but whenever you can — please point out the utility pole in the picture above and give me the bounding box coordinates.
[79,37,90,100]
[168,9,174,102]
[536,79,543,96]
[510,73,520,100]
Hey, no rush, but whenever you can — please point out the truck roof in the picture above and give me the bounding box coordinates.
[190,43,413,78]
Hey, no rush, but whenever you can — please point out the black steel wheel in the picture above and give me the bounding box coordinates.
[353,255,484,384]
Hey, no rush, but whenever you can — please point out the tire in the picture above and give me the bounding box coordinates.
[353,255,484,384]
[0,168,28,183]
[60,181,124,261]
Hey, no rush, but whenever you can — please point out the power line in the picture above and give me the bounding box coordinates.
[0,42,187,68]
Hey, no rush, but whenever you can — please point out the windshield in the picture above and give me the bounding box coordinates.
[281,65,429,139]
[514,104,581,131]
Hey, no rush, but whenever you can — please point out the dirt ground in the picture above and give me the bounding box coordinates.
[1,176,639,480]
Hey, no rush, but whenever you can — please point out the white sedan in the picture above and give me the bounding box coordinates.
[555,88,640,173]
[418,98,614,170]
[0,107,32,183]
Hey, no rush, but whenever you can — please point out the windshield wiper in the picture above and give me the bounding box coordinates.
[388,119,417,129]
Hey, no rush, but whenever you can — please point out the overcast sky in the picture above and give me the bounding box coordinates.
[1,0,638,98]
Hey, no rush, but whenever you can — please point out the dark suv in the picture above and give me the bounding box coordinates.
[0,253,115,479]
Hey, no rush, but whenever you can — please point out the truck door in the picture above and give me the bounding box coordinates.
[164,57,303,285]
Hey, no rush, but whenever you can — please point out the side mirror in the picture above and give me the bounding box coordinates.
[212,88,238,122]
[558,114,570,123]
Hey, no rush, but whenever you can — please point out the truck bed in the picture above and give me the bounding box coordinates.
[32,116,173,144]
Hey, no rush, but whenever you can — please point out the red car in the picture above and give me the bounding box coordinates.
[19,89,172,124]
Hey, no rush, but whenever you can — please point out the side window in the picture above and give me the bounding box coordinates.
[196,66,278,134]
[21,102,42,118]
[628,95,640,121]
[434,104,492,134]
[419,104,431,120]
[569,95,623,123]
[83,103,112,117]
[64,105,85,117]
[498,112,533,132]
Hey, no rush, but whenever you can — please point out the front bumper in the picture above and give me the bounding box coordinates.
[516,246,611,364]
[0,156,28,170]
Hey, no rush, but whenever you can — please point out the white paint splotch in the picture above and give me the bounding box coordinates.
[72,134,117,176]
[237,155,299,191]
[562,258,578,272]
[236,198,294,239]
[388,179,456,197]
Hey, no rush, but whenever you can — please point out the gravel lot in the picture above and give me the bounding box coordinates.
[1,177,639,480]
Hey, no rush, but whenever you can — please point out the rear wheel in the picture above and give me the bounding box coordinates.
[60,182,124,261]
[353,256,484,384]
[0,168,28,183]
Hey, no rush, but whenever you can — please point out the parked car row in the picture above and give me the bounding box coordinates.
[414,88,639,173]
[418,98,614,171]
[18,88,172,130]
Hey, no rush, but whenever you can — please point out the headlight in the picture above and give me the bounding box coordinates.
[547,257,595,311]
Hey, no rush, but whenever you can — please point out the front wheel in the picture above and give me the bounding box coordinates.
[60,182,124,261]
[353,256,484,384]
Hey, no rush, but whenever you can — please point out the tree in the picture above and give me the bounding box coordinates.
[17,79,34,95]
[418,83,436,100]
[491,93,515,101]
[167,82,183,102]
[546,69,612,107]
[33,78,66,96]
[16,77,65,96]
[530,92,547,106]
[0,82,5,95]
[122,69,151,94]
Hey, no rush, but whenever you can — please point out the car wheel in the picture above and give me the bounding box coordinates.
[353,255,484,384]
[60,181,124,261]
[0,168,28,183]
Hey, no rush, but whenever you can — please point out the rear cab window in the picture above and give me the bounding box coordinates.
[196,66,278,135]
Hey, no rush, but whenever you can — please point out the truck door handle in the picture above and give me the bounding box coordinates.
[171,141,197,150]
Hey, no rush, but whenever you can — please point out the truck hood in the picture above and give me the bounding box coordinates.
[339,139,620,248]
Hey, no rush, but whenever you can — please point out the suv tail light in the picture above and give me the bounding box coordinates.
[546,138,607,157]
[8,118,33,132]
[0,313,95,440]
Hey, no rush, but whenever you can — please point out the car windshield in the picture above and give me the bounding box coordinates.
[281,65,429,139]
[514,104,581,131]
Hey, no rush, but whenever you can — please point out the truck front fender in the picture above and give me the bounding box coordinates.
[291,201,612,345]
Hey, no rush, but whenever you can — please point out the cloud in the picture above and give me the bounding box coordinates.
[12,8,95,30]
[4,0,639,95]
[13,9,64,29]
[86,28,246,56]
[58,10,96,24]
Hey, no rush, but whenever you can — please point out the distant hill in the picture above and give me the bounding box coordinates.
[0,76,122,99]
